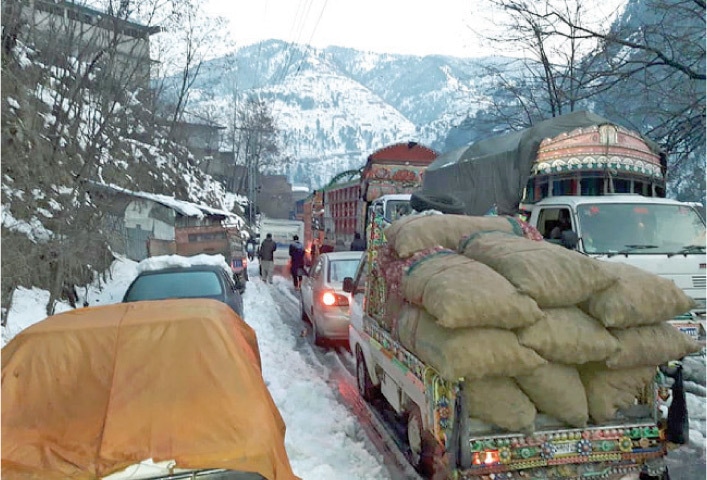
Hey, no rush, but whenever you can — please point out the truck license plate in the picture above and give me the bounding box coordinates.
[554,441,577,456]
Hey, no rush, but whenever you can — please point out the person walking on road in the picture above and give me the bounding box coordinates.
[289,235,306,290]
[259,233,277,284]
[350,232,366,251]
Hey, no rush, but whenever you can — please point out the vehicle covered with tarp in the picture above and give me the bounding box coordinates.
[421,110,665,216]
[2,299,299,480]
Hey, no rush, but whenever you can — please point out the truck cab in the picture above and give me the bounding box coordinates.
[528,195,706,342]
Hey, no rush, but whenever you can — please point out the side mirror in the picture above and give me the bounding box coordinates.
[343,277,354,293]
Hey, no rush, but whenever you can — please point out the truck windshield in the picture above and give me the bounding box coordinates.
[577,203,706,255]
[385,200,412,222]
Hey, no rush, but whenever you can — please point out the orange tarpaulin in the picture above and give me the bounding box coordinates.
[2,299,299,480]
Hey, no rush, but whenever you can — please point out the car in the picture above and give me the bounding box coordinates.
[1,299,298,480]
[300,250,364,346]
[230,246,250,293]
[123,257,244,319]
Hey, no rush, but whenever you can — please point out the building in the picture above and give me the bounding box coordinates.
[3,0,160,90]
[88,183,245,262]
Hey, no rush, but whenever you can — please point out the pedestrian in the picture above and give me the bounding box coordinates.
[350,232,366,251]
[259,233,277,284]
[289,235,305,290]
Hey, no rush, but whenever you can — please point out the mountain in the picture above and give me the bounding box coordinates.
[185,40,517,190]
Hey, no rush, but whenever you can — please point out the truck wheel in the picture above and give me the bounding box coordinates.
[356,347,379,402]
[411,191,465,215]
[407,406,426,471]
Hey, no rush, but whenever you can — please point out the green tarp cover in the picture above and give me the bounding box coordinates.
[421,111,663,216]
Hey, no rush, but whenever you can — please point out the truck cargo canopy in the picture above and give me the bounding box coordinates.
[421,111,664,216]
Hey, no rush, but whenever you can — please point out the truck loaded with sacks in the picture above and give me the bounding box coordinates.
[345,203,702,479]
[420,110,706,344]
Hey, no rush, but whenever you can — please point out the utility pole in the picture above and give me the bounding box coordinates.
[248,154,256,226]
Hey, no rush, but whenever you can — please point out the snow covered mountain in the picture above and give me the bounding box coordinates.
[186,40,512,189]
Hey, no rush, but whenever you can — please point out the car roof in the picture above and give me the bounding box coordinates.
[135,264,227,275]
[321,251,365,261]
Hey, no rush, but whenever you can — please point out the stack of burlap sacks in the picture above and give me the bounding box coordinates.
[382,213,701,433]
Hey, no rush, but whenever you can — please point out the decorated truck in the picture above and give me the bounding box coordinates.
[346,205,702,480]
[303,142,438,256]
[421,110,705,344]
[345,112,705,479]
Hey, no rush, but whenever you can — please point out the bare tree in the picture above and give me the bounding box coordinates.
[478,0,705,198]
[149,0,232,139]
[477,0,611,129]
[1,0,230,315]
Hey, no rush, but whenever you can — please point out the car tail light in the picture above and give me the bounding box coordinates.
[321,291,349,307]
[243,257,248,268]
[471,450,500,465]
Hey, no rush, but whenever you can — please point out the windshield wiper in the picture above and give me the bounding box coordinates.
[667,244,707,257]
[606,244,659,257]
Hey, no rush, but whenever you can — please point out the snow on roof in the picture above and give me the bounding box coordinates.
[100,183,239,220]
[136,253,231,276]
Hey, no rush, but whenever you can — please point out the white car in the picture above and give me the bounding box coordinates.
[300,251,364,346]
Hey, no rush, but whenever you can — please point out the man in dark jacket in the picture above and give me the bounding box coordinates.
[289,235,305,290]
[350,232,366,251]
[259,233,277,284]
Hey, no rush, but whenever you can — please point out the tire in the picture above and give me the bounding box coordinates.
[407,406,426,471]
[356,346,379,402]
[410,191,465,215]
[300,300,309,322]
[310,318,323,346]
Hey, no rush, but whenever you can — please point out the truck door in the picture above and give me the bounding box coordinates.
[536,206,578,249]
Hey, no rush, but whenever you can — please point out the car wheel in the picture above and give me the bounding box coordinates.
[310,318,323,346]
[300,300,309,322]
[356,346,379,402]
[410,191,465,215]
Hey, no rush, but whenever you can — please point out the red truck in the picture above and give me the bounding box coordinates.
[303,142,438,259]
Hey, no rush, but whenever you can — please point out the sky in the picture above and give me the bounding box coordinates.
[203,0,627,58]
[2,254,706,479]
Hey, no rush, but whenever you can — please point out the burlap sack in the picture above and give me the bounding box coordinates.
[515,363,588,428]
[384,213,522,258]
[516,307,620,365]
[401,250,544,329]
[460,231,617,307]
[579,363,656,423]
[580,262,697,328]
[462,377,536,433]
[606,322,702,369]
[396,303,547,381]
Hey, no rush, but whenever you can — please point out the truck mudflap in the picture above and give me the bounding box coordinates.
[363,321,669,480]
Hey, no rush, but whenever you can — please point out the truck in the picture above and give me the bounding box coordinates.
[303,142,438,257]
[259,217,305,276]
[345,111,705,479]
[421,110,705,342]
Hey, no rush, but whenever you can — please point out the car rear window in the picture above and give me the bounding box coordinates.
[125,271,223,301]
[328,259,361,283]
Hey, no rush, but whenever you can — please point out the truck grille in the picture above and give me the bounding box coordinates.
[693,275,706,289]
